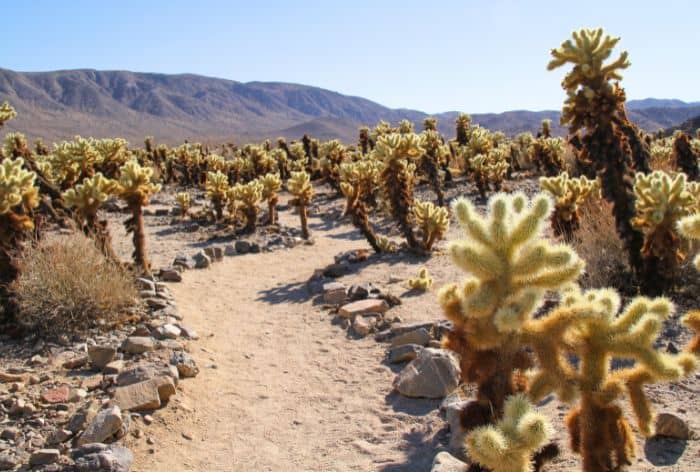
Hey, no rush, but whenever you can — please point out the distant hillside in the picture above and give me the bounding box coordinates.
[665,114,700,136]
[0,68,698,145]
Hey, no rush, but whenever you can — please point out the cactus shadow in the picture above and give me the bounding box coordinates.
[378,427,447,472]
[255,281,311,305]
[384,390,441,416]
[644,436,687,466]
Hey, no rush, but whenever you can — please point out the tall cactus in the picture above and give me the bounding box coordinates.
[115,161,161,274]
[205,171,230,221]
[673,132,700,181]
[260,173,282,225]
[539,172,598,238]
[340,160,383,253]
[413,200,449,251]
[288,171,313,239]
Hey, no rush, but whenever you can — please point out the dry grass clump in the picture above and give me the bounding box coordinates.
[10,233,138,334]
[569,196,631,290]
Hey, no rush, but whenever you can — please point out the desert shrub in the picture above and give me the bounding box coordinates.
[10,233,138,334]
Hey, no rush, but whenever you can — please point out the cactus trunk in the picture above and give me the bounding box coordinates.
[299,204,309,239]
[381,162,418,249]
[422,157,445,207]
[267,196,278,225]
[128,203,149,275]
[244,206,258,233]
[349,202,381,253]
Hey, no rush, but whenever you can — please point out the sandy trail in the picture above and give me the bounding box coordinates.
[128,212,444,471]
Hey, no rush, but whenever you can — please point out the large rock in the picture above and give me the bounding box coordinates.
[170,352,199,378]
[390,328,431,347]
[88,345,117,370]
[393,348,460,399]
[117,364,178,387]
[352,316,374,337]
[193,251,211,269]
[78,406,123,445]
[121,337,155,354]
[159,268,182,282]
[323,282,347,305]
[431,452,468,472]
[67,401,100,434]
[72,443,134,472]
[113,381,161,411]
[339,299,389,318]
[655,413,692,440]
[235,240,251,254]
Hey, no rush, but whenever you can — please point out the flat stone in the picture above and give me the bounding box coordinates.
[224,244,237,256]
[173,254,193,270]
[204,246,224,262]
[323,282,347,304]
[63,355,89,369]
[352,316,373,337]
[88,345,117,370]
[155,324,181,340]
[389,344,423,364]
[104,360,125,375]
[122,337,155,354]
[113,381,162,411]
[78,406,123,445]
[151,376,176,402]
[159,268,182,282]
[235,240,251,253]
[48,428,73,445]
[136,278,156,292]
[390,328,431,348]
[42,385,70,404]
[145,297,169,310]
[72,443,134,472]
[0,372,25,383]
[29,449,60,466]
[339,299,389,318]
[81,374,104,391]
[431,451,468,472]
[67,401,100,434]
[170,352,199,378]
[393,348,461,399]
[193,251,211,269]
[117,364,177,387]
[178,324,199,340]
[655,413,691,440]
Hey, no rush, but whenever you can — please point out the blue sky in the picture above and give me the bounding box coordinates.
[2,1,699,113]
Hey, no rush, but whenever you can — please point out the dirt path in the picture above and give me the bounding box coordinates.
[128,212,444,471]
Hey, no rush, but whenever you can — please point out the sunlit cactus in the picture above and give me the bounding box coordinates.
[270,148,288,179]
[115,160,161,274]
[649,138,675,172]
[413,200,449,251]
[538,119,552,139]
[288,171,313,239]
[175,192,191,217]
[423,117,438,132]
[247,145,277,177]
[370,120,393,145]
[398,119,414,134]
[407,267,433,291]
[318,140,347,191]
[467,146,509,200]
[549,28,647,285]
[631,171,695,293]
[529,136,564,176]
[466,393,553,472]
[339,159,383,252]
[455,113,472,146]
[440,193,582,470]
[288,142,308,173]
[92,138,130,178]
[2,133,32,161]
[205,171,230,221]
[0,102,17,128]
[228,179,263,233]
[63,173,119,259]
[49,136,102,188]
[375,133,425,249]
[260,173,282,225]
[539,172,598,238]
[420,130,447,206]
[524,285,697,471]
[205,154,227,173]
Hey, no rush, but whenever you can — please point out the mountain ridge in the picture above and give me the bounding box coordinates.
[1,68,699,145]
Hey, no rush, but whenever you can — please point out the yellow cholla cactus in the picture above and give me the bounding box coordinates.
[50,136,101,187]
[175,192,191,216]
[205,170,230,220]
[259,173,282,224]
[116,160,161,207]
[465,394,552,472]
[374,133,426,165]
[247,145,277,176]
[0,102,17,128]
[523,285,697,468]
[288,171,313,239]
[408,268,433,291]
[679,214,700,270]
[229,179,263,232]
[413,200,449,251]
[398,119,414,134]
[91,138,130,177]
[529,136,564,176]
[287,142,308,172]
[0,157,39,222]
[63,173,118,221]
[539,172,598,237]
[205,154,227,173]
[440,192,583,350]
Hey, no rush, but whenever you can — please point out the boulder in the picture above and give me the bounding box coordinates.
[29,449,60,466]
[323,282,347,305]
[235,240,251,254]
[113,381,162,411]
[78,406,123,445]
[352,316,373,337]
[117,364,177,387]
[655,413,692,440]
[224,244,237,256]
[88,345,117,370]
[159,268,182,282]
[393,348,460,399]
[173,254,193,270]
[193,251,211,269]
[388,344,423,364]
[155,324,181,340]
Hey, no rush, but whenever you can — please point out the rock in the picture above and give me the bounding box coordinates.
[159,268,182,282]
[145,297,169,310]
[655,413,691,440]
[78,406,123,445]
[113,380,162,411]
[443,399,470,459]
[393,348,461,399]
[390,322,436,338]
[389,344,423,364]
[42,385,71,404]
[63,355,90,369]
[348,282,381,301]
[72,443,134,472]
[0,372,24,383]
[224,244,237,256]
[339,299,389,318]
[0,454,17,470]
[323,282,347,305]
[29,449,60,466]
[430,451,468,472]
[104,360,125,375]
[136,278,156,292]
[204,246,224,262]
[89,346,117,370]
[323,262,349,278]
[48,428,73,445]
[390,328,431,348]
[151,377,176,402]
[68,401,100,434]
[178,324,199,340]
[170,352,199,378]
[249,242,261,253]
[117,364,177,387]
[173,254,193,270]
[122,337,155,354]
[0,428,19,441]
[235,240,251,254]
[155,324,181,340]
[352,316,373,337]
[192,251,211,269]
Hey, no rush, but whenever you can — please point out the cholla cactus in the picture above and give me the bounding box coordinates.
[420,130,447,206]
[649,138,675,172]
[440,193,582,468]
[260,173,282,225]
[318,140,347,192]
[339,159,383,252]
[529,137,564,176]
[287,142,308,173]
[358,126,371,154]
[673,132,700,181]
[63,173,119,259]
[50,136,101,188]
[465,146,509,200]
[455,113,472,146]
[413,200,449,251]
[539,172,598,238]
[375,133,425,249]
[246,145,277,177]
[423,117,437,131]
[287,171,313,239]
[228,179,263,233]
[205,171,230,221]
[2,133,32,160]
[549,28,647,283]
[466,394,552,472]
[115,160,161,274]
[205,154,227,173]
[523,285,697,471]
[632,171,695,293]
[398,119,414,134]
[92,138,130,178]
[407,267,433,291]
[0,102,17,128]
[175,192,191,217]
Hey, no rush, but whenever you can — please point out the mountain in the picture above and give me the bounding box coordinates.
[0,68,698,146]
